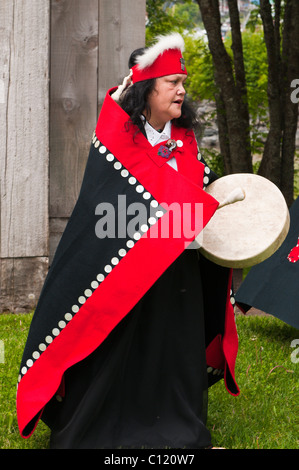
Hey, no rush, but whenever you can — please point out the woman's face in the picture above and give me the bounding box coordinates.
[145,74,187,130]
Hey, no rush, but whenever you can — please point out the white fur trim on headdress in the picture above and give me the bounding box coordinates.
[136,33,185,70]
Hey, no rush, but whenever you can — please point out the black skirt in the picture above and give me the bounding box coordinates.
[42,250,211,449]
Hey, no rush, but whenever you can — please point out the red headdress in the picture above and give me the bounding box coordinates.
[131,33,188,83]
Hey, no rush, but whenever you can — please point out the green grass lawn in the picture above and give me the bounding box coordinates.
[0,312,298,449]
[208,314,298,449]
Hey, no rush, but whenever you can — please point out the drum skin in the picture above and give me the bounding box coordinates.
[198,174,290,268]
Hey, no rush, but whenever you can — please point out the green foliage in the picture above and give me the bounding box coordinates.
[146,0,194,44]
[183,35,216,102]
[146,0,205,44]
[246,5,263,33]
[198,146,225,177]
[169,0,203,30]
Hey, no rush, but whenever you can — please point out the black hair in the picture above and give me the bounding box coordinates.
[120,48,198,135]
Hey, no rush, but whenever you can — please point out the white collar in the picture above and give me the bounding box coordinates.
[142,119,172,147]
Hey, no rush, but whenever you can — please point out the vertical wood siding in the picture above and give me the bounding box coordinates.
[0,0,146,311]
[0,0,50,311]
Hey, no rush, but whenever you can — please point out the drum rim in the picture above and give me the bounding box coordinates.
[198,173,290,268]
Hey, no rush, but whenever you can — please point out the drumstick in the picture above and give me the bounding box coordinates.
[217,187,245,209]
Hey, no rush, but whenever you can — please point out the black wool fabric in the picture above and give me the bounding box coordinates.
[43,250,212,449]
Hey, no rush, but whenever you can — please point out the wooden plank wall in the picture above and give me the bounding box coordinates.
[50,0,146,262]
[98,0,147,108]
[0,0,146,312]
[0,1,50,312]
[49,0,100,260]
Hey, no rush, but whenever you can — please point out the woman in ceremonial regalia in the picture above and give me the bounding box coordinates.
[17,33,239,449]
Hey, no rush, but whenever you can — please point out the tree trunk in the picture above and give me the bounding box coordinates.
[214,91,232,174]
[227,0,251,162]
[258,0,299,206]
[280,0,299,207]
[258,0,283,187]
[197,0,252,174]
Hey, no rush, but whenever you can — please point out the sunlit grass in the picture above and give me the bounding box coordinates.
[208,315,298,449]
[0,312,298,449]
